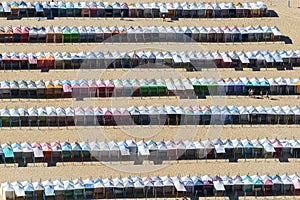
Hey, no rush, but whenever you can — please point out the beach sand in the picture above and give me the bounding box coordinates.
[0,0,300,198]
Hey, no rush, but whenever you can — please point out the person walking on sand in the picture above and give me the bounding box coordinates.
[260,91,263,98]
[248,89,253,97]
[266,90,269,99]
[162,14,166,22]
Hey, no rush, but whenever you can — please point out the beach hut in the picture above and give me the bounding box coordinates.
[92,178,105,198]
[27,107,38,127]
[96,80,106,97]
[11,142,23,166]
[42,2,51,18]
[62,26,71,43]
[9,108,20,127]
[71,142,83,161]
[45,107,57,126]
[89,141,100,161]
[2,2,11,18]
[78,26,87,42]
[69,26,79,43]
[251,176,264,195]
[82,178,94,199]
[35,80,45,98]
[4,26,13,43]
[50,142,61,164]
[213,180,225,196]
[28,27,39,43]
[104,4,113,17]
[54,26,62,43]
[36,52,46,69]
[18,1,27,17]
[65,2,74,17]
[0,27,5,42]
[261,175,274,195]
[0,81,11,98]
[13,27,21,43]
[127,106,138,125]
[55,107,66,126]
[87,26,96,42]
[41,142,52,164]
[44,80,54,98]
[95,2,104,17]
[62,181,75,199]
[34,2,44,17]
[25,2,34,17]
[37,107,47,126]
[232,175,244,195]
[31,182,44,200]
[61,142,72,162]
[103,178,115,198]
[57,1,66,17]
[52,180,64,199]
[45,52,54,69]
[19,52,28,69]
[201,175,214,196]
[281,174,293,195]
[272,175,283,195]
[88,2,97,17]
[191,176,203,196]
[73,179,85,199]
[221,175,233,194]
[99,141,112,161]
[79,142,91,161]
[18,107,28,126]
[9,52,19,70]
[46,26,55,43]
[60,52,71,69]
[12,182,25,200]
[2,143,14,163]
[69,4,80,17]
[0,108,10,126]
[31,142,44,163]
[1,182,15,200]
[73,2,81,17]
[112,2,121,17]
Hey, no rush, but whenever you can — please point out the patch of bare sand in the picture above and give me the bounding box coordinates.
[0,125,299,144]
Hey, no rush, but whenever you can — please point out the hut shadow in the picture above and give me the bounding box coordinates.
[153,158,164,165]
[6,16,22,20]
[166,20,174,23]
[279,157,289,162]
[122,19,134,21]
[281,36,293,44]
[268,10,279,17]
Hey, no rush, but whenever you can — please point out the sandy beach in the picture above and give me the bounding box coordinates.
[0,0,300,198]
